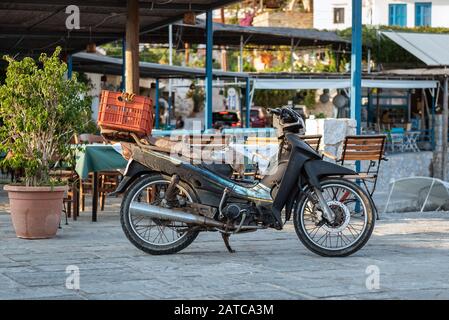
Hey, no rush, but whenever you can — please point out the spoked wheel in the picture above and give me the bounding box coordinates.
[294,178,375,257]
[120,174,199,255]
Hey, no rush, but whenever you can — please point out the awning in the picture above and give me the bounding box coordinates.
[73,52,248,79]
[143,21,349,48]
[382,31,449,67]
[252,79,350,90]
[251,78,438,90]
[0,0,239,57]
[363,79,438,89]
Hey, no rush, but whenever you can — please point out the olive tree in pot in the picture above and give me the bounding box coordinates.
[0,47,92,239]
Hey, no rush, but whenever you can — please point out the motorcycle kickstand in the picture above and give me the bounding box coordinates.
[221,233,235,253]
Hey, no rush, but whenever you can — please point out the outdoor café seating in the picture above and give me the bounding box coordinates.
[76,134,123,216]
[50,169,79,223]
[322,135,388,197]
[383,127,422,153]
[300,134,322,152]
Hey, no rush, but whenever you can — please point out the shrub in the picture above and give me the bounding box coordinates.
[0,47,92,186]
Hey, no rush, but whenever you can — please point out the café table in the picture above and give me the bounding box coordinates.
[75,144,127,222]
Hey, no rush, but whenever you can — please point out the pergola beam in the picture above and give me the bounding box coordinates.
[442,76,449,180]
[204,10,213,130]
[125,0,140,94]
[5,1,230,11]
[0,30,120,39]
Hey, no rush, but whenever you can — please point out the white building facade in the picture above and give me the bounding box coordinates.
[313,0,449,30]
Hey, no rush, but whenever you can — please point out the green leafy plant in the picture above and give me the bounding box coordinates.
[314,112,327,119]
[0,47,92,186]
[185,82,205,113]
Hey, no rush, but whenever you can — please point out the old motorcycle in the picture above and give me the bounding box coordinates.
[110,106,375,257]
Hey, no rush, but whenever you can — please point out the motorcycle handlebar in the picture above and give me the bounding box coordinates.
[267,108,281,115]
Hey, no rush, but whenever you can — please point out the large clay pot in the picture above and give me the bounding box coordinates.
[4,185,67,239]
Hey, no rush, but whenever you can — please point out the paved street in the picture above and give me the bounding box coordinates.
[1,190,449,300]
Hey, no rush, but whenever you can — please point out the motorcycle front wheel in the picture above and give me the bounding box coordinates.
[293,177,375,257]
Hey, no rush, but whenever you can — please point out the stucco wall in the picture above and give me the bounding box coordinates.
[253,11,313,28]
[372,0,449,28]
[313,0,449,30]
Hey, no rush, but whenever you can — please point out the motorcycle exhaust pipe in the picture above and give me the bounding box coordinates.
[129,202,227,229]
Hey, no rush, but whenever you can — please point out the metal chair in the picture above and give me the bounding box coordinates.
[388,128,405,152]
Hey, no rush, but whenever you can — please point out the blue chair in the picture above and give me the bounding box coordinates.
[389,127,405,152]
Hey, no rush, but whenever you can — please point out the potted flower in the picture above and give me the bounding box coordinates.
[0,47,92,239]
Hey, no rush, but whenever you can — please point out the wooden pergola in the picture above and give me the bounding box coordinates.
[0,0,238,127]
[0,0,365,132]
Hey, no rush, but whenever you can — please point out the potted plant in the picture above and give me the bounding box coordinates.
[0,47,92,239]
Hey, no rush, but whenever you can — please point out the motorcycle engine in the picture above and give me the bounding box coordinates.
[222,204,251,221]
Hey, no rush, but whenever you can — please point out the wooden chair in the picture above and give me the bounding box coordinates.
[99,171,121,211]
[49,169,79,222]
[76,133,121,213]
[300,134,322,151]
[322,135,387,196]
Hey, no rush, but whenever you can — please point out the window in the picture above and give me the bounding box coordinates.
[389,4,407,27]
[333,8,345,24]
[415,2,432,26]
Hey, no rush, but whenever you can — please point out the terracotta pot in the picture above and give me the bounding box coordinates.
[4,185,68,239]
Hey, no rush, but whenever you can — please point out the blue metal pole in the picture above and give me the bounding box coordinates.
[67,54,73,80]
[351,0,363,175]
[121,37,126,91]
[155,78,160,129]
[245,77,251,128]
[432,89,436,149]
[205,10,213,130]
[239,94,244,128]
[351,0,362,135]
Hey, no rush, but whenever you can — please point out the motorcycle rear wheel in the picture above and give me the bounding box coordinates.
[120,174,200,255]
[293,177,375,257]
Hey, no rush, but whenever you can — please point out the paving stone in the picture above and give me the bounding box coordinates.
[1,194,449,300]
[85,291,153,300]
[0,287,77,300]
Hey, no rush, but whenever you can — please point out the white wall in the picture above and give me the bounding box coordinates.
[313,0,449,30]
[313,0,353,30]
[313,0,377,30]
[85,73,102,121]
[373,0,449,28]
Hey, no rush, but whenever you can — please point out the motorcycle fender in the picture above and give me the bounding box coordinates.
[284,183,299,222]
[110,160,153,195]
[303,160,357,190]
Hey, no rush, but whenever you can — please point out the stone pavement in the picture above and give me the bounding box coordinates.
[1,189,449,300]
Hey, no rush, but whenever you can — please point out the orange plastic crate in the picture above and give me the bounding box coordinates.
[98,90,153,136]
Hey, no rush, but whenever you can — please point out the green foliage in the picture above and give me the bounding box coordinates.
[253,90,293,108]
[185,82,205,113]
[0,47,92,186]
[303,90,316,109]
[227,50,256,72]
[253,88,318,109]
